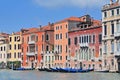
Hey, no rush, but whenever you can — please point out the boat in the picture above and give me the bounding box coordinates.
[50,68,59,72]
[38,68,45,71]
[95,70,109,73]
[13,67,34,71]
[44,68,52,72]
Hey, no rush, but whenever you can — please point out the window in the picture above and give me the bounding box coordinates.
[18,44,21,49]
[4,46,5,51]
[22,37,24,43]
[66,45,67,53]
[104,25,107,36]
[60,45,62,53]
[111,10,114,16]
[117,8,120,15]
[14,37,17,42]
[46,34,49,41]
[99,34,102,44]
[60,33,62,39]
[10,37,12,42]
[9,45,12,50]
[74,37,78,45]
[111,23,114,35]
[42,44,44,51]
[116,21,120,33]
[60,25,62,29]
[36,36,38,42]
[68,38,71,45]
[14,44,16,50]
[1,47,3,51]
[14,52,16,58]
[89,35,91,43]
[100,48,102,56]
[87,36,88,43]
[93,35,95,44]
[56,34,57,40]
[79,36,81,43]
[66,24,68,28]
[84,36,86,43]
[42,35,44,41]
[117,41,120,51]
[104,41,107,53]
[66,56,67,60]
[111,41,114,53]
[66,33,68,38]
[104,12,107,18]
[27,36,29,42]
[46,45,49,51]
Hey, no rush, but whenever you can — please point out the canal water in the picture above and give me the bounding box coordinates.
[0,69,120,80]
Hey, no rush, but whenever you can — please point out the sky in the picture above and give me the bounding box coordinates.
[0,0,109,34]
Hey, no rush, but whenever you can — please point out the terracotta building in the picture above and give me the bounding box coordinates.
[68,15,102,70]
[21,23,54,69]
[54,16,82,68]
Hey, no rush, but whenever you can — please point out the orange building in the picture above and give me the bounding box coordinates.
[54,16,82,68]
[21,23,54,69]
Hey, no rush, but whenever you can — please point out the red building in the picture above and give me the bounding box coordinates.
[68,15,102,70]
[21,23,54,69]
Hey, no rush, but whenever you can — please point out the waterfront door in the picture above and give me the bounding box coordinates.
[118,62,120,72]
[80,62,82,69]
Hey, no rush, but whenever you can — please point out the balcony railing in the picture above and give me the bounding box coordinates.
[114,32,120,38]
[26,52,37,56]
[28,40,35,44]
[79,43,89,47]
[114,51,120,56]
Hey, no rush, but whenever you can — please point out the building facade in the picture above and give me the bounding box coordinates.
[68,15,102,70]
[21,24,54,69]
[0,33,9,68]
[7,32,22,64]
[102,0,120,72]
[54,16,84,68]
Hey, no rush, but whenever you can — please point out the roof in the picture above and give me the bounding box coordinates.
[55,16,82,24]
[22,24,54,35]
[102,1,120,11]
[0,32,9,38]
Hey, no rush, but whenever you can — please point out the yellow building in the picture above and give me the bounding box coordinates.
[7,32,22,63]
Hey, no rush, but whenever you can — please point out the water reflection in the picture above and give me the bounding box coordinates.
[0,70,120,80]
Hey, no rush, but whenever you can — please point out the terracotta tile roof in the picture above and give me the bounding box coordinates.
[55,16,81,24]
[14,32,20,35]
[22,27,39,34]
[0,33,9,38]
[22,25,54,34]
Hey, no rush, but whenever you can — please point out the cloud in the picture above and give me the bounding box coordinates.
[33,0,109,8]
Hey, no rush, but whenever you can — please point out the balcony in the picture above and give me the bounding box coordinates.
[26,52,37,56]
[79,43,89,47]
[114,51,120,57]
[28,40,35,44]
[114,32,120,38]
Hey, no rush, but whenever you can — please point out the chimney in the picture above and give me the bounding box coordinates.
[39,25,42,30]
[48,22,51,26]
[110,0,113,4]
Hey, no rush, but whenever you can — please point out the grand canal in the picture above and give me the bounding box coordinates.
[0,69,120,80]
